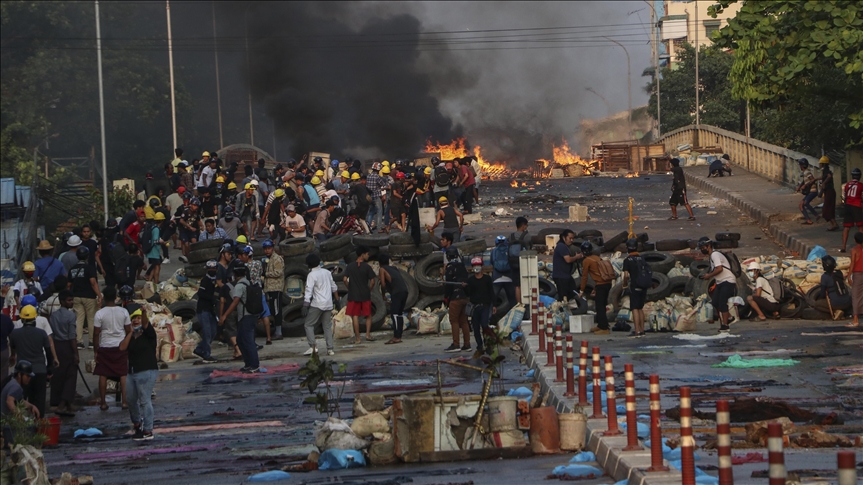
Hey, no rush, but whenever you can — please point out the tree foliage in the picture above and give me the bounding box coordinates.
[709,0,863,146]
[644,43,742,134]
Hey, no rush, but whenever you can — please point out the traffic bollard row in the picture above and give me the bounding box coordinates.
[767,422,786,485]
[716,400,733,485]
[678,387,695,485]
[622,364,642,451]
[530,291,539,335]
[537,309,546,352]
[602,355,621,436]
[577,341,589,407]
[545,314,554,367]
[646,374,669,472]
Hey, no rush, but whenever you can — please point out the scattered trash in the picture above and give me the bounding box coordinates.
[568,451,596,463]
[247,470,291,482]
[745,417,795,445]
[731,452,766,464]
[507,387,533,402]
[317,449,366,470]
[73,428,103,439]
[673,332,739,341]
[711,354,799,368]
[793,429,854,448]
[551,464,604,478]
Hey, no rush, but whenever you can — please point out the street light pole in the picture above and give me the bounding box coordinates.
[694,0,700,129]
[95,0,108,220]
[245,7,254,146]
[211,1,223,149]
[603,36,633,142]
[166,0,177,151]
[646,0,661,137]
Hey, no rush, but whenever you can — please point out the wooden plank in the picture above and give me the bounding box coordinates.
[418,446,534,463]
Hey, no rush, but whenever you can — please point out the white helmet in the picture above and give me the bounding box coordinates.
[746,262,760,271]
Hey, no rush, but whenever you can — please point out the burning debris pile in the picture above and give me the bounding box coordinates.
[423,138,600,180]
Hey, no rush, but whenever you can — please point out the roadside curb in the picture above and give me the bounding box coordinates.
[684,172,815,257]
[521,332,680,484]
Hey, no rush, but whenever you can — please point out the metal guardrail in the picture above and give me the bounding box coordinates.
[657,124,821,189]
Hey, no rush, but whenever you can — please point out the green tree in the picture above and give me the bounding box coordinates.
[644,43,742,134]
[709,0,863,147]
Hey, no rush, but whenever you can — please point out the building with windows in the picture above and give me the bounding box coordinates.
[659,0,741,66]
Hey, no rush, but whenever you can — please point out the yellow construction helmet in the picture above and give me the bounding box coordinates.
[216,175,226,183]
[351,173,361,181]
[22,261,35,273]
[154,212,166,221]
[438,196,448,204]
[236,235,248,244]
[244,183,253,190]
[424,167,432,175]
[382,160,390,166]
[311,176,322,185]
[819,156,830,165]
[341,171,350,178]
[315,170,324,177]
[274,189,285,198]
[381,166,391,174]
[19,305,37,320]
[202,151,210,157]
[227,182,237,190]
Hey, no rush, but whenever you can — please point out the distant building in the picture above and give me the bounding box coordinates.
[659,0,741,66]
[0,178,43,285]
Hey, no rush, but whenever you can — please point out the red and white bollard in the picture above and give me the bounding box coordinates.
[531,294,540,335]
[646,374,669,472]
[767,421,786,485]
[602,355,621,436]
[564,336,576,397]
[577,340,589,407]
[679,387,696,485]
[837,451,857,485]
[554,324,564,382]
[716,400,733,485]
[545,313,555,367]
[590,347,604,419]
[622,364,642,451]
[537,309,546,352]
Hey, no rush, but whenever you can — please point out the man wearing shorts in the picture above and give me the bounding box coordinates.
[669,157,695,221]
[841,167,862,253]
[343,245,377,344]
[622,238,647,337]
[698,239,736,332]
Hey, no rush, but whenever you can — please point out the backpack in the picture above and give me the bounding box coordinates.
[631,256,653,289]
[596,258,616,282]
[717,251,742,277]
[140,223,156,255]
[114,252,129,283]
[509,232,525,259]
[434,166,452,187]
[492,242,512,273]
[241,282,264,315]
[766,278,784,301]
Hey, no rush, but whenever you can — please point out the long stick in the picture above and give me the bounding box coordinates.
[77,363,92,394]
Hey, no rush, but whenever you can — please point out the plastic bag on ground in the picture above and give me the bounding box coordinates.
[247,470,291,482]
[507,387,533,402]
[497,304,525,337]
[711,354,799,368]
[318,449,366,470]
[438,313,451,335]
[807,245,827,261]
[552,464,604,478]
[569,451,596,462]
[332,307,354,339]
[315,417,369,451]
[667,262,689,279]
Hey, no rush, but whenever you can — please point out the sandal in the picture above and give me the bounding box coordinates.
[365,335,376,342]
[801,221,814,225]
[688,217,696,221]
[353,340,363,345]
[100,404,109,411]
[668,216,678,220]
[845,323,860,328]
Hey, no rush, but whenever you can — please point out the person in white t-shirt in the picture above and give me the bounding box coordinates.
[93,286,131,411]
[745,262,780,321]
[697,239,737,332]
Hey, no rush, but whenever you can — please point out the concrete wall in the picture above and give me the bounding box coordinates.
[657,124,841,193]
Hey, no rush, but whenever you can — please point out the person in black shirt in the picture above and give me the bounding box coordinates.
[166,163,182,193]
[119,201,147,233]
[344,246,377,344]
[124,243,146,289]
[193,261,219,364]
[378,255,407,345]
[668,158,695,221]
[100,219,121,288]
[120,304,158,441]
[69,247,102,348]
[465,256,495,356]
[199,188,217,219]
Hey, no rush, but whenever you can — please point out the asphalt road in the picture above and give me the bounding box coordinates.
[38,174,850,484]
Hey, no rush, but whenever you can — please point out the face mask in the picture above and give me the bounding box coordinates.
[747,271,756,279]
[473,266,482,273]
[206,271,217,279]
[700,248,710,255]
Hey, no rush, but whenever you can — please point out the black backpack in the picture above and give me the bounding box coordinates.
[241,282,264,315]
[434,166,452,187]
[140,223,156,255]
[632,256,654,289]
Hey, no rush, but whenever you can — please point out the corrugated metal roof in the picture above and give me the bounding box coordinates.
[0,178,15,205]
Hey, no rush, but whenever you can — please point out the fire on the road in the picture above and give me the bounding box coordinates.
[424,138,511,179]
[537,140,598,175]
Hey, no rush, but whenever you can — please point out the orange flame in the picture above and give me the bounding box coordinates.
[536,140,599,178]
[510,180,519,188]
[423,138,510,179]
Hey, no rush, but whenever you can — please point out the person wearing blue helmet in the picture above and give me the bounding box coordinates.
[16,295,58,366]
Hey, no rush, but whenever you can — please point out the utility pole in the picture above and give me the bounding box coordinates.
[603,37,633,142]
[95,1,108,220]
[653,0,661,137]
[211,1,223,149]
[245,8,254,146]
[166,0,177,151]
[694,0,700,141]
[272,119,277,160]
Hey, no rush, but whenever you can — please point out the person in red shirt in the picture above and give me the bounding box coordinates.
[125,211,147,246]
[457,157,477,214]
[841,168,862,253]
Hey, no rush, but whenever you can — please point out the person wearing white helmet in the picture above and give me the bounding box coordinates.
[745,262,779,321]
[61,235,83,275]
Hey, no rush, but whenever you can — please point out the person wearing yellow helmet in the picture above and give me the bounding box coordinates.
[428,195,464,241]
[315,170,324,178]
[10,303,58,418]
[236,234,248,244]
[351,172,361,181]
[311,176,322,186]
[379,166,395,230]
[235,181,261,242]
[13,261,43,312]
[262,187,288,242]
[818,155,838,231]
